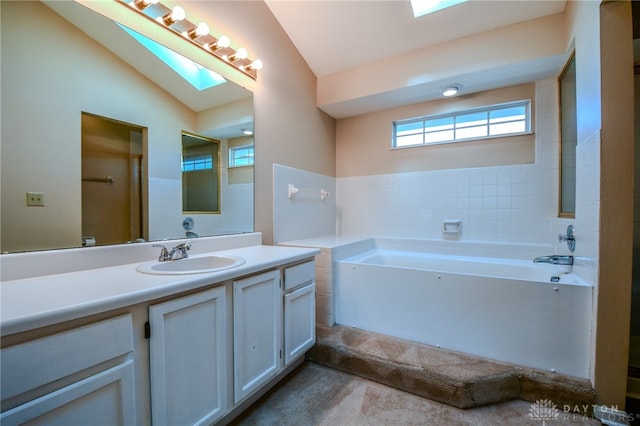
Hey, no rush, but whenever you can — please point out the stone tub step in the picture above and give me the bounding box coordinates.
[307,325,595,410]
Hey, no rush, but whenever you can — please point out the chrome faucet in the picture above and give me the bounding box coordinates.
[533,255,573,265]
[153,241,191,262]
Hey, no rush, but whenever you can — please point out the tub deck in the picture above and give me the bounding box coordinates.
[308,324,595,411]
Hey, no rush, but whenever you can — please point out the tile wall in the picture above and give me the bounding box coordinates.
[337,164,553,243]
[273,164,337,243]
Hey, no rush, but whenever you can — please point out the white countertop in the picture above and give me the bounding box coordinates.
[1,245,319,337]
[279,234,372,249]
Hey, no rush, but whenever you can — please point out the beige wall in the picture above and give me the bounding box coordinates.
[183,1,337,244]
[336,84,535,178]
[595,1,634,407]
[318,13,565,117]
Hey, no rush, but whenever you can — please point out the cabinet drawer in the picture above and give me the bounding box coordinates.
[284,261,315,291]
[1,361,137,426]
[1,314,133,402]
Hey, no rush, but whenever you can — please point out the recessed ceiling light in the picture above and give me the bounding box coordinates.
[441,85,460,97]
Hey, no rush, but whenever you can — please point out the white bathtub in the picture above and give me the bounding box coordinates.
[335,249,593,378]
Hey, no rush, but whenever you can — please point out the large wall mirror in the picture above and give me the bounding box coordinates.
[1,1,254,253]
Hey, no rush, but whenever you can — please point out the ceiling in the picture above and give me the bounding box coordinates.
[264,0,566,78]
[265,0,567,117]
[50,0,568,121]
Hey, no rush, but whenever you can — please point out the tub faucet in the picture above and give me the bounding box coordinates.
[533,255,573,265]
[153,241,191,261]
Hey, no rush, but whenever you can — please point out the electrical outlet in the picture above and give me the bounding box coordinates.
[26,192,45,206]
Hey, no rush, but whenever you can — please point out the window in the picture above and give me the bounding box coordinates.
[393,100,531,148]
[182,154,213,172]
[229,145,254,168]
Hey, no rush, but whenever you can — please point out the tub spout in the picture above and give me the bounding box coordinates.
[533,255,573,265]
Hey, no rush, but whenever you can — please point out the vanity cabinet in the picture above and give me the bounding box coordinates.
[148,286,228,426]
[1,251,318,426]
[0,315,136,426]
[233,270,282,403]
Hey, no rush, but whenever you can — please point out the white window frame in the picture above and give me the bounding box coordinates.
[182,153,213,172]
[392,100,532,149]
[228,144,254,168]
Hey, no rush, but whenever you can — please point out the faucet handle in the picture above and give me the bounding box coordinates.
[558,225,576,252]
[174,241,191,250]
[172,241,191,258]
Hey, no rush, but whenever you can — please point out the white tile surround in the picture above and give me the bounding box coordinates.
[273,164,337,243]
[338,165,553,243]
[573,129,600,285]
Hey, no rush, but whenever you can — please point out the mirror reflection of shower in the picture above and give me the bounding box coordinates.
[81,112,146,246]
[182,132,220,214]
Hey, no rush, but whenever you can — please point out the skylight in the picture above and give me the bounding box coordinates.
[116,23,226,91]
[410,0,467,18]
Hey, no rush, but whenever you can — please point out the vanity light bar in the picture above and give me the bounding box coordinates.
[122,0,262,79]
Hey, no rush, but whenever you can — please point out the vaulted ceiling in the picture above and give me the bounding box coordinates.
[265,0,568,118]
[264,0,566,77]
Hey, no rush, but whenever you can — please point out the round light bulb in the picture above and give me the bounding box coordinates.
[217,35,231,48]
[195,22,209,37]
[170,6,185,22]
[250,59,263,70]
[235,48,248,60]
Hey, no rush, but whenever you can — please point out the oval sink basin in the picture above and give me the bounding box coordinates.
[137,255,246,275]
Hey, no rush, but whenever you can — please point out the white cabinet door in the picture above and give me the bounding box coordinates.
[149,286,227,426]
[0,361,136,426]
[233,270,282,403]
[284,283,316,365]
